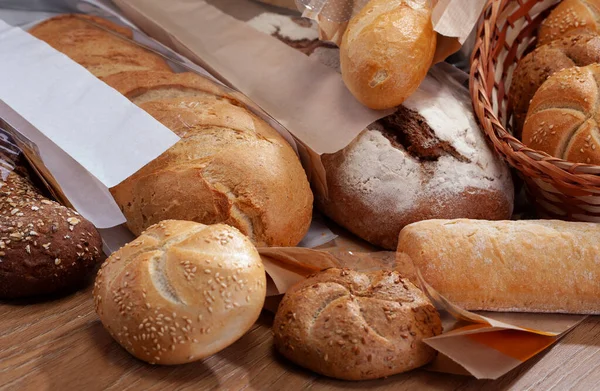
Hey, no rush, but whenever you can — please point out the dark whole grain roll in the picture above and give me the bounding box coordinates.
[0,172,103,298]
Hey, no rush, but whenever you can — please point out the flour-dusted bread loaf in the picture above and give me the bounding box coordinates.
[538,0,600,46]
[398,219,600,314]
[30,14,171,77]
[94,220,266,364]
[318,67,514,249]
[522,64,600,164]
[0,172,103,298]
[106,71,313,246]
[273,268,441,380]
[509,32,600,137]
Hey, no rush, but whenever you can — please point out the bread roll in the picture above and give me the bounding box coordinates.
[107,71,313,246]
[522,64,600,164]
[397,219,600,314]
[93,220,266,365]
[340,0,436,109]
[509,32,600,137]
[0,172,103,298]
[538,0,600,46]
[273,268,442,380]
[317,67,514,249]
[30,14,171,77]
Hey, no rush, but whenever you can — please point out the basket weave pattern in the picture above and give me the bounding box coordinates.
[470,0,600,221]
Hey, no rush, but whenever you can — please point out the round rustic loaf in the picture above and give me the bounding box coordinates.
[538,0,600,46]
[93,220,266,365]
[0,172,103,298]
[273,268,442,380]
[509,32,600,137]
[522,64,600,164]
[340,0,436,109]
[316,68,514,250]
[30,14,171,77]
[107,71,313,247]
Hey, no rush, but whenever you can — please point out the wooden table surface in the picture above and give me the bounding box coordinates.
[1,284,599,391]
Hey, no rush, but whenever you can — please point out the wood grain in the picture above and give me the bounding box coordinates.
[1,285,599,391]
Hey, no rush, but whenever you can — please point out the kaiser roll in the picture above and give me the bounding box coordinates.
[538,0,600,46]
[273,268,442,380]
[93,220,267,365]
[340,0,436,109]
[509,32,600,137]
[522,64,600,164]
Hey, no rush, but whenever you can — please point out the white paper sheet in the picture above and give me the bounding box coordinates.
[0,19,180,227]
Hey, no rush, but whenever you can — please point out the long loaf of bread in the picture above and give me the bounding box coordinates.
[397,219,600,314]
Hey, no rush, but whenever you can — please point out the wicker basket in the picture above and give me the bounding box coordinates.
[470,0,600,221]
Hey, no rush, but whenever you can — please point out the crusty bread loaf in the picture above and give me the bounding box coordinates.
[30,14,171,77]
[522,64,600,164]
[397,219,600,314]
[538,0,600,46]
[340,0,436,109]
[273,268,442,380]
[108,72,313,246]
[0,172,102,298]
[317,67,514,249]
[509,32,600,137]
[101,71,228,104]
[93,220,266,365]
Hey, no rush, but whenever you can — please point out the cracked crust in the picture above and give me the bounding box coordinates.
[273,268,442,380]
[110,90,313,247]
[93,220,267,365]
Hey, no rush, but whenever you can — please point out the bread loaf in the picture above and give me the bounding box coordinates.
[106,71,313,246]
[538,0,600,46]
[30,14,171,77]
[93,220,266,365]
[522,64,600,164]
[317,67,514,249]
[273,268,442,380]
[509,32,600,137]
[0,172,103,298]
[340,0,436,109]
[398,219,600,314]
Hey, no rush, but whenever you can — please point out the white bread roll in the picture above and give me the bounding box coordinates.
[340,0,436,109]
[93,220,267,364]
[397,219,600,314]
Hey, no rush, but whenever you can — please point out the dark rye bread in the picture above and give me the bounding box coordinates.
[273,268,442,380]
[0,172,103,298]
[509,32,600,138]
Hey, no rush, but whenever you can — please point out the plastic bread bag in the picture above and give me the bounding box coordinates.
[0,0,336,253]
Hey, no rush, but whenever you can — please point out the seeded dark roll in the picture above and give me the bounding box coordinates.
[273,268,442,381]
[0,172,103,298]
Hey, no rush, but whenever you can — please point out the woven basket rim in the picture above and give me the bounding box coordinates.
[470,0,600,188]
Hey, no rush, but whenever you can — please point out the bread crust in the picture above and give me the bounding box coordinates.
[273,268,442,380]
[522,64,600,164]
[0,173,102,298]
[93,220,266,364]
[509,32,600,137]
[340,0,436,109]
[110,85,313,246]
[30,14,171,77]
[398,219,600,314]
[538,0,600,46]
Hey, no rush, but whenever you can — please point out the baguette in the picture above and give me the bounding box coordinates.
[397,219,600,314]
